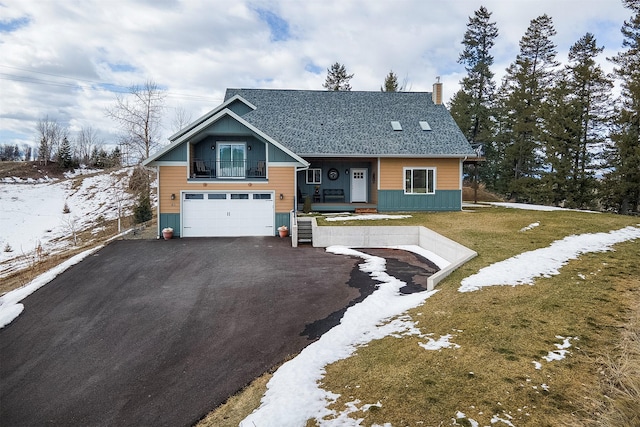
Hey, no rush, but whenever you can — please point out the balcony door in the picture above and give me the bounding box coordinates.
[218,142,246,178]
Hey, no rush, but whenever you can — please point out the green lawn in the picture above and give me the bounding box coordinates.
[201,207,640,427]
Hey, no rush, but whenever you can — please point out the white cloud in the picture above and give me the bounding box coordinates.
[0,0,631,151]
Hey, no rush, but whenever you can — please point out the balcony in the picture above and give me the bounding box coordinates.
[190,159,266,180]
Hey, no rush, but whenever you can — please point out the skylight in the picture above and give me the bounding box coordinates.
[391,121,402,131]
[419,121,432,131]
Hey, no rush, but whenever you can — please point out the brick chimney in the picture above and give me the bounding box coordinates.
[432,76,443,105]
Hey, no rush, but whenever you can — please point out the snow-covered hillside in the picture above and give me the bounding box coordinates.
[0,167,143,278]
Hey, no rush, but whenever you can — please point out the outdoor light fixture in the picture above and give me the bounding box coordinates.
[171,193,176,200]
[279,193,284,200]
[345,169,349,175]
[247,145,252,150]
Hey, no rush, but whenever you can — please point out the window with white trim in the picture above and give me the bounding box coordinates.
[404,167,435,194]
[306,168,322,184]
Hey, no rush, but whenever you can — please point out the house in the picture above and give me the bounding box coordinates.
[142,82,477,238]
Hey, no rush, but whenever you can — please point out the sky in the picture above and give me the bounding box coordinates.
[0,0,632,155]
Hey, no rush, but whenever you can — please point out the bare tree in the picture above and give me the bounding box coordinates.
[75,126,102,165]
[36,116,68,165]
[22,143,32,161]
[106,80,166,163]
[171,105,193,133]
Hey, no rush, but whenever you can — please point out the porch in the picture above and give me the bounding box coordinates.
[190,159,266,180]
[297,202,378,213]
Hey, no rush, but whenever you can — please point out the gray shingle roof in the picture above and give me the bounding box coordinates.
[224,89,475,157]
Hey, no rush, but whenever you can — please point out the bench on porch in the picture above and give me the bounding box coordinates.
[323,188,345,203]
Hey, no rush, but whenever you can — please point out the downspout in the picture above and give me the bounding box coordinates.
[155,166,160,238]
[295,165,310,209]
[461,156,467,210]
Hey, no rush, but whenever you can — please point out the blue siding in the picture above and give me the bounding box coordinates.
[269,144,298,163]
[227,100,253,116]
[208,115,254,134]
[157,144,187,162]
[275,212,290,236]
[160,213,181,236]
[296,160,371,202]
[377,190,461,211]
[193,136,266,165]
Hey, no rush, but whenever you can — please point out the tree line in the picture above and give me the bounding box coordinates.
[1,117,122,171]
[448,1,640,214]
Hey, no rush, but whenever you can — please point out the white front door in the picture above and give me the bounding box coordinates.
[350,168,367,202]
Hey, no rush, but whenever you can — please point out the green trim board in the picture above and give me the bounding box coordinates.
[377,189,461,211]
[275,212,290,235]
[159,213,181,237]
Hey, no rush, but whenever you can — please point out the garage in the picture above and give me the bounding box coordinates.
[182,192,275,237]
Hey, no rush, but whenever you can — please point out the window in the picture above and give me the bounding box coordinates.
[184,193,204,200]
[208,193,226,200]
[404,168,435,194]
[230,193,249,200]
[306,168,322,184]
[391,121,402,131]
[218,142,246,177]
[253,193,272,200]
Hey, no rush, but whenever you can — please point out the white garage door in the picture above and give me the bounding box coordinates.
[182,192,275,237]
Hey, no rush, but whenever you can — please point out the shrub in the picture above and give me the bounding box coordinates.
[303,195,312,214]
[133,192,153,224]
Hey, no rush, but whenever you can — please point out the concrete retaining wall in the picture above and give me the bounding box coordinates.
[311,218,477,290]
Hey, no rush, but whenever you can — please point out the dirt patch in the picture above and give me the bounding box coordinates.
[359,248,440,293]
[0,161,68,180]
[462,184,504,202]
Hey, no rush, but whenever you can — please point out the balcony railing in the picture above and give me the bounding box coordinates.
[191,159,266,179]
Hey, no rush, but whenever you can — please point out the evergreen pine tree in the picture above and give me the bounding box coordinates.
[381,70,400,92]
[57,137,73,170]
[450,6,498,144]
[495,14,559,202]
[448,6,499,191]
[604,0,640,214]
[134,192,153,224]
[566,35,601,206]
[38,137,49,165]
[322,62,354,91]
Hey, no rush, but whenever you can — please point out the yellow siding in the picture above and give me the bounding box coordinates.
[379,158,460,190]
[158,165,295,214]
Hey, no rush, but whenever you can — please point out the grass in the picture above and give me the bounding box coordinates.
[202,207,640,426]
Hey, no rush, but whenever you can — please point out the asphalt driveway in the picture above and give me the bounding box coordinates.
[0,237,370,427]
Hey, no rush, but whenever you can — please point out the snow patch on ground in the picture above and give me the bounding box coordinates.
[239,246,437,427]
[0,167,139,278]
[459,226,640,292]
[419,334,461,351]
[491,414,516,426]
[384,244,451,270]
[542,336,576,362]
[519,222,540,232]
[489,202,599,213]
[324,214,412,222]
[0,245,103,328]
[454,411,479,427]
